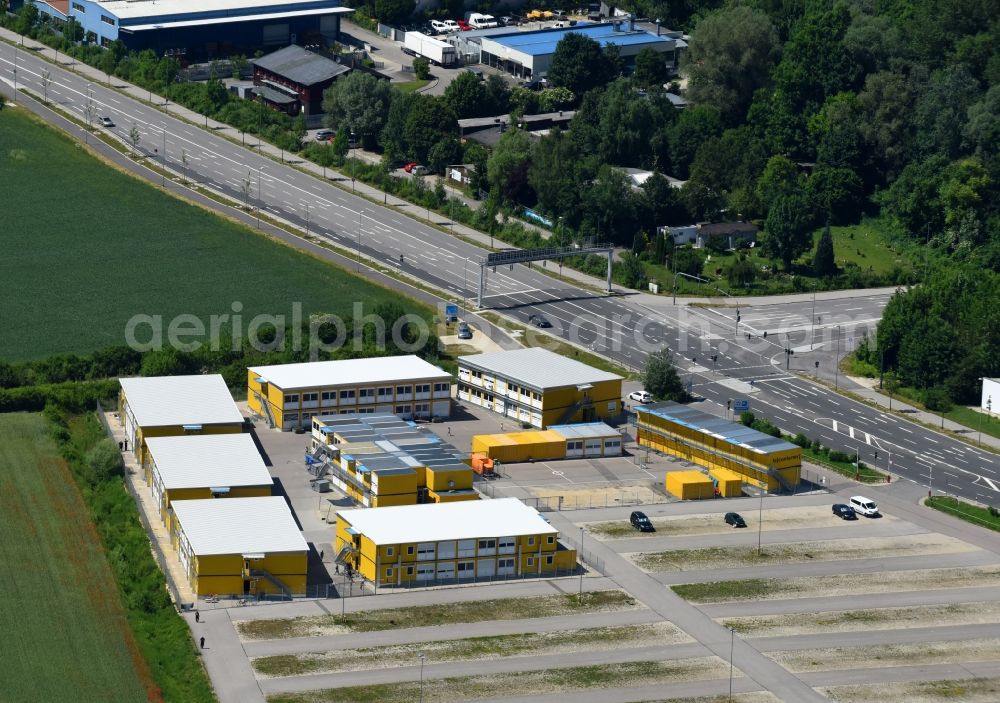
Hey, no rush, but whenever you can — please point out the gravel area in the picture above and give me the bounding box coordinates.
[820,677,1000,702]
[722,602,1000,637]
[252,622,689,678]
[631,533,976,572]
[528,483,666,510]
[771,638,1000,672]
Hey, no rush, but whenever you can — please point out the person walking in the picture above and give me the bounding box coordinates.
[194,611,200,623]
[199,637,205,650]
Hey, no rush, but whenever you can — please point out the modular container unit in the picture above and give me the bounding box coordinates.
[709,468,744,497]
[471,430,567,462]
[665,470,715,500]
[549,422,623,458]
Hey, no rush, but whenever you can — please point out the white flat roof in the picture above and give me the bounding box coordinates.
[119,374,243,428]
[249,355,451,391]
[458,347,622,391]
[145,434,272,490]
[99,0,340,20]
[124,6,353,31]
[172,496,308,556]
[336,497,557,545]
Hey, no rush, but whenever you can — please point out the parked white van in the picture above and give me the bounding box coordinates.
[429,19,449,34]
[469,13,499,29]
[849,495,880,517]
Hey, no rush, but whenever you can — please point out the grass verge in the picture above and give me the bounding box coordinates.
[266,658,727,703]
[0,106,422,359]
[253,622,684,677]
[394,79,431,93]
[927,496,1000,532]
[771,637,1000,673]
[672,579,776,603]
[0,413,155,703]
[803,447,887,483]
[822,677,1000,703]
[49,409,216,701]
[238,590,636,640]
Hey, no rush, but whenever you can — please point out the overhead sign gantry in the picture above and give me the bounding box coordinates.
[475,244,615,309]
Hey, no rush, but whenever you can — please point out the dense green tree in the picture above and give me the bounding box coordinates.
[727,256,757,287]
[667,105,722,178]
[508,86,540,116]
[763,192,812,269]
[537,87,575,113]
[755,155,801,213]
[380,90,419,162]
[373,0,413,24]
[444,72,489,119]
[322,72,393,150]
[403,95,458,163]
[484,74,510,114]
[642,348,687,402]
[528,129,582,219]
[413,57,431,80]
[427,137,463,175]
[813,223,837,276]
[584,166,639,246]
[912,64,982,160]
[963,85,1000,157]
[638,172,688,232]
[548,33,616,97]
[633,47,669,88]
[806,166,864,225]
[487,128,534,204]
[683,5,779,125]
[877,156,948,237]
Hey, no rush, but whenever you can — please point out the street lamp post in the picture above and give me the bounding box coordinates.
[256,165,265,228]
[578,526,584,597]
[728,627,735,702]
[835,325,841,389]
[357,211,363,271]
[671,239,678,305]
[418,653,426,703]
[757,486,764,556]
[810,282,817,350]
[161,127,167,187]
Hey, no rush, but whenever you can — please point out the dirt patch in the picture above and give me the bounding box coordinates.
[672,566,1000,603]
[238,590,638,640]
[644,695,781,703]
[631,533,975,572]
[723,601,1000,637]
[253,622,689,678]
[771,638,1000,672]
[820,678,1000,703]
[585,506,890,539]
[528,482,666,510]
[265,657,733,703]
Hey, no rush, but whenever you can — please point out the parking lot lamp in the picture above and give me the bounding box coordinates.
[728,627,735,701]
[578,526,584,596]
[418,653,426,703]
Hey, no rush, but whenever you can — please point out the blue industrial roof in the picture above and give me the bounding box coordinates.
[489,23,672,56]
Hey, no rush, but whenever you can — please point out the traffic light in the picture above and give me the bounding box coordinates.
[736,312,741,322]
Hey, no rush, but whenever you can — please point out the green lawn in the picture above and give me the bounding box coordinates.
[0,107,420,360]
[0,413,154,702]
[927,496,1000,532]
[393,79,430,93]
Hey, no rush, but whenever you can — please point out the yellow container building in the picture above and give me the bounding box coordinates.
[471,429,567,462]
[457,348,623,429]
[170,496,308,597]
[334,498,577,587]
[118,374,245,466]
[637,402,801,492]
[310,414,478,507]
[247,356,453,431]
[709,468,744,497]
[666,470,716,500]
[144,434,273,530]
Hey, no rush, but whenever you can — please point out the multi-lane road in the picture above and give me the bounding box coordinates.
[2,39,997,505]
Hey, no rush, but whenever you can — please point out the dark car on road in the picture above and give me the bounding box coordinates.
[528,313,552,328]
[630,510,655,532]
[724,512,747,528]
[832,503,857,520]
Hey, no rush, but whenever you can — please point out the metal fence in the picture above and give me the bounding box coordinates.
[94,402,192,611]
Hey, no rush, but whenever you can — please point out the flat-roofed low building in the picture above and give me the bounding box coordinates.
[550,422,623,458]
[458,347,623,428]
[118,374,245,465]
[248,356,452,431]
[334,497,576,586]
[144,434,273,529]
[170,496,308,597]
[636,401,800,492]
[310,414,477,506]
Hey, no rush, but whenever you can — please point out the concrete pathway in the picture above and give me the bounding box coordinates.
[187,608,265,703]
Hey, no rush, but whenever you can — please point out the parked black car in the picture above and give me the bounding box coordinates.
[832,503,857,520]
[528,313,552,328]
[724,512,747,528]
[630,510,655,532]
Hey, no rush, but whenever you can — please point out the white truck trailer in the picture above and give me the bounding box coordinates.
[403,32,457,66]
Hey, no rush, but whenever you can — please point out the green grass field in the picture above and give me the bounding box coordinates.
[0,107,419,360]
[0,413,155,702]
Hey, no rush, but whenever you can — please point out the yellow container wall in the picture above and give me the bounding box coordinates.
[709,468,744,498]
[666,471,715,500]
[426,467,474,491]
[373,493,417,507]
[472,430,566,462]
[373,471,418,498]
[429,490,480,503]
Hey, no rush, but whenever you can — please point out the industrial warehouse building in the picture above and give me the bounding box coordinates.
[472,422,623,462]
[171,496,308,597]
[30,0,353,59]
[118,374,245,465]
[309,414,477,507]
[479,22,676,80]
[251,44,350,116]
[334,498,576,587]
[143,434,274,529]
[636,402,801,492]
[458,347,623,428]
[247,356,453,431]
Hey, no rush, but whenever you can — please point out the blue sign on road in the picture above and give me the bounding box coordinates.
[733,398,750,413]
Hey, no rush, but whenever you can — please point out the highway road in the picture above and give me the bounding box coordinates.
[2,40,997,506]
